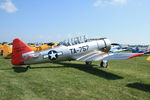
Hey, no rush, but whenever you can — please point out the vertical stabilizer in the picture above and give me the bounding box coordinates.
[11,38,33,65]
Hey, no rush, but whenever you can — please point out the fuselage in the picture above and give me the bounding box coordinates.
[23,38,111,65]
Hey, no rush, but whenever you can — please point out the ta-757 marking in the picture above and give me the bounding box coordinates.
[69,45,89,54]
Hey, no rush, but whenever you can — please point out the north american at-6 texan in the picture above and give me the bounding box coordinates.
[11,37,143,68]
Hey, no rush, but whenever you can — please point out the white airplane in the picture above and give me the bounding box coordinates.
[11,37,143,69]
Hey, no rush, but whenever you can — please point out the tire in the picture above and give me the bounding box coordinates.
[100,60,108,68]
[26,66,31,69]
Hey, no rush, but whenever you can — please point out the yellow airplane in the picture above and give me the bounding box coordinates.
[0,43,3,55]
[29,43,58,52]
[2,42,58,58]
[146,56,150,61]
[2,43,12,58]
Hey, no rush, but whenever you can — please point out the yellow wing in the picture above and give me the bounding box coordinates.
[146,56,150,61]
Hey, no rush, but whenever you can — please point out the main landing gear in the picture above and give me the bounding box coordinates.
[100,60,108,68]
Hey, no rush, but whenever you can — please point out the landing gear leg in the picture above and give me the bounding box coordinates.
[85,61,92,65]
[100,60,108,68]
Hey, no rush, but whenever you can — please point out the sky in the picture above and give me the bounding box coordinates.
[0,0,150,44]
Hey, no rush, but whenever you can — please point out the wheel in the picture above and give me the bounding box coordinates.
[85,61,92,65]
[100,60,108,68]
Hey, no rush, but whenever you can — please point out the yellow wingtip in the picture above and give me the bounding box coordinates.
[146,56,150,61]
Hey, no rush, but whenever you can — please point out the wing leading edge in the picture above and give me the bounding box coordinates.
[102,53,143,60]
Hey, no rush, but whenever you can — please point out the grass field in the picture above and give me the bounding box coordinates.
[0,55,150,100]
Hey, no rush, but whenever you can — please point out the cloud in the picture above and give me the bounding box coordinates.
[0,0,18,13]
[93,0,128,7]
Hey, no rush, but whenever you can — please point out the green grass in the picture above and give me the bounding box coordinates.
[0,55,149,100]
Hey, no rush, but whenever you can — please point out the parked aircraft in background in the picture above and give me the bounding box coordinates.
[110,43,127,52]
[144,46,150,54]
[29,43,58,52]
[132,46,150,54]
[0,43,3,55]
[146,56,150,61]
[0,42,58,58]
[0,42,12,57]
[11,37,143,69]
[2,43,12,58]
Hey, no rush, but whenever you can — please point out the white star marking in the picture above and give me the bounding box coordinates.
[49,51,57,59]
